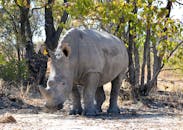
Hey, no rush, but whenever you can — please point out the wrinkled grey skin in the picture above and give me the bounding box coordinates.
[39,28,129,116]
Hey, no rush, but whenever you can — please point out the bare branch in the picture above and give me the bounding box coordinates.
[167,40,183,60]
[54,0,68,44]
[162,68,182,71]
[30,1,72,18]
[175,0,183,6]
[30,4,47,17]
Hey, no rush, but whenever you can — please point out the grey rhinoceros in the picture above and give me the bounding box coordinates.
[39,28,129,116]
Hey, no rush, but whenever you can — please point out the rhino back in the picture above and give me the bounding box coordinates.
[69,29,129,85]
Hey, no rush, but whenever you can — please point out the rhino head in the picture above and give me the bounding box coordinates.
[39,43,73,110]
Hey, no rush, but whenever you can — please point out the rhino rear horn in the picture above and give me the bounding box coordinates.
[38,86,51,99]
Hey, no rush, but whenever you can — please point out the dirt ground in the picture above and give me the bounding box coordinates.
[0,86,182,130]
[0,111,182,130]
[0,72,183,130]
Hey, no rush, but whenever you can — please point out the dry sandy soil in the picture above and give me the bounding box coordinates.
[0,73,183,130]
[0,90,182,129]
[0,111,182,130]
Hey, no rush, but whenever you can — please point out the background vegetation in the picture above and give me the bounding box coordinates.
[0,0,183,99]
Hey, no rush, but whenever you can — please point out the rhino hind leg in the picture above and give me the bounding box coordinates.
[107,73,125,114]
[95,86,106,112]
[69,86,82,115]
[83,72,100,116]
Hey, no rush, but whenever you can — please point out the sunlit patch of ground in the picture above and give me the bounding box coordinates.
[158,70,183,92]
[0,112,182,130]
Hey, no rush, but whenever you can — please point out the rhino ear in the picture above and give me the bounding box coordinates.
[61,43,71,57]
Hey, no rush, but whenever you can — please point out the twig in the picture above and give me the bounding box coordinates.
[175,0,183,6]
[162,68,182,71]
[31,4,47,16]
[167,40,183,60]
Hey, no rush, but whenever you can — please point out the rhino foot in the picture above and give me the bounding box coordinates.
[107,106,120,114]
[83,108,99,116]
[69,108,82,115]
[96,105,102,113]
[97,108,102,113]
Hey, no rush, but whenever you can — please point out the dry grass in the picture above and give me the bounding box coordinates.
[158,70,183,92]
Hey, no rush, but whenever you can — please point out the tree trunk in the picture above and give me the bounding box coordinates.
[134,42,140,86]
[152,44,161,87]
[140,27,151,96]
[128,22,137,85]
[146,27,151,82]
[45,0,68,50]
[140,37,147,86]
[18,0,34,81]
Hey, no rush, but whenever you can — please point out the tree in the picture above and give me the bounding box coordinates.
[0,0,46,84]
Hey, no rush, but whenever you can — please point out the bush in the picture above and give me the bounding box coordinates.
[0,58,28,81]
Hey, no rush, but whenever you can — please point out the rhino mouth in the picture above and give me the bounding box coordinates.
[45,103,63,110]
[56,103,63,110]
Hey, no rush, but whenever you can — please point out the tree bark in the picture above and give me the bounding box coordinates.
[128,23,135,86]
[132,0,139,87]
[134,42,140,86]
[146,27,151,82]
[152,43,161,87]
[140,37,147,86]
[45,0,68,50]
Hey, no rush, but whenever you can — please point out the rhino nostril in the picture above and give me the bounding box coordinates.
[62,82,65,85]
[48,80,54,86]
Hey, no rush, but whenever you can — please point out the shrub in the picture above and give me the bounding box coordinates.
[0,57,28,81]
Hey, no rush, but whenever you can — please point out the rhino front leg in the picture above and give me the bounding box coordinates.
[95,86,106,112]
[69,86,82,115]
[83,72,100,116]
[107,73,124,114]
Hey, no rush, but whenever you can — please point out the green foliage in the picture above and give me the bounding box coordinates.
[167,46,183,72]
[0,58,28,81]
[16,0,26,7]
[0,53,6,65]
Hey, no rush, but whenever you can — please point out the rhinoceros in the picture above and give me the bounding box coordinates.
[39,28,129,116]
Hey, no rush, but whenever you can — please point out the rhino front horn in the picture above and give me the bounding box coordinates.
[38,86,51,99]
